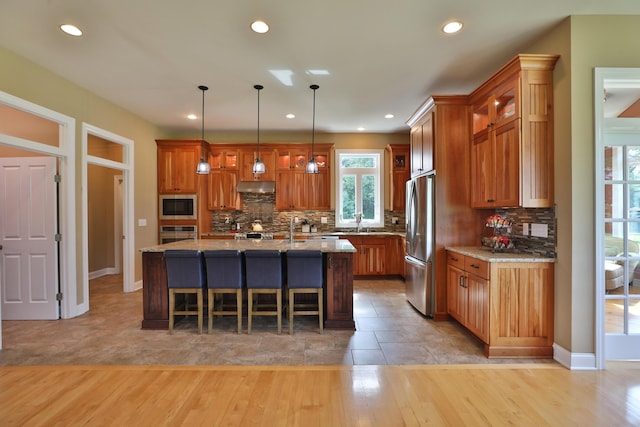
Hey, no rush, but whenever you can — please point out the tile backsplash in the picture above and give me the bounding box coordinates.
[210,193,406,233]
[492,207,556,258]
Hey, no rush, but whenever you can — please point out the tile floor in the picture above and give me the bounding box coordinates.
[0,275,555,366]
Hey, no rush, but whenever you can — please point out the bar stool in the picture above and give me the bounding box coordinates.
[286,250,323,335]
[244,250,283,334]
[203,250,243,334]
[164,250,206,334]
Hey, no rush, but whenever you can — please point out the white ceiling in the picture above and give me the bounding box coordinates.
[1,1,639,134]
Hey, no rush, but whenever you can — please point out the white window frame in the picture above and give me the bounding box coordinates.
[335,149,384,229]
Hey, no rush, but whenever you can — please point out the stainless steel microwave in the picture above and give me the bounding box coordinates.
[159,194,197,220]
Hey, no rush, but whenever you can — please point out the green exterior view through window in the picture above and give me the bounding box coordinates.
[335,150,383,228]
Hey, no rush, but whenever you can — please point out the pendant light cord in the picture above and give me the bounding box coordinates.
[255,84,263,160]
[198,85,208,155]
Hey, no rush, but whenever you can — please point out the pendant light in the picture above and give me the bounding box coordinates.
[306,84,320,174]
[252,84,266,174]
[195,85,211,175]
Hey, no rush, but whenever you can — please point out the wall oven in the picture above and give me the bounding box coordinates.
[159,194,197,220]
[159,225,197,244]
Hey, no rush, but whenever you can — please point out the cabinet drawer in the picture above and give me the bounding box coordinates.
[465,257,489,279]
[446,252,465,269]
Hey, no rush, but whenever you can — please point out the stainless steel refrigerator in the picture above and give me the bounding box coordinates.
[405,173,435,316]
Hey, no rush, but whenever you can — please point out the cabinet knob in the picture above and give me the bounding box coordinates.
[487,199,495,203]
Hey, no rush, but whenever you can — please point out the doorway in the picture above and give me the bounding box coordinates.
[82,123,135,302]
[595,68,640,364]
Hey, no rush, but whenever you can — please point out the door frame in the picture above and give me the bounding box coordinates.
[81,123,135,298]
[0,91,77,327]
[114,175,123,275]
[594,67,640,368]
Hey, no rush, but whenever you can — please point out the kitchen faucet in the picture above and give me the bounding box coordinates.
[355,212,362,233]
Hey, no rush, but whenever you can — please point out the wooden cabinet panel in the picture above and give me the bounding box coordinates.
[465,273,489,343]
[207,170,240,210]
[308,172,331,210]
[446,263,466,324]
[157,142,200,194]
[325,252,355,329]
[410,112,433,177]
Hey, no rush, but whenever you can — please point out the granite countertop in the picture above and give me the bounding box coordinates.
[200,231,405,238]
[140,238,357,253]
[446,246,555,263]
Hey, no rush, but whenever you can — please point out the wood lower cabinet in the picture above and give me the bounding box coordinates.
[342,235,404,277]
[446,250,554,358]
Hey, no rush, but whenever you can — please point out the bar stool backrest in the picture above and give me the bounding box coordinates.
[203,250,243,289]
[245,250,282,289]
[164,250,205,289]
[287,250,323,289]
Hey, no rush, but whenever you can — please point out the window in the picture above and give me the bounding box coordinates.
[335,149,384,228]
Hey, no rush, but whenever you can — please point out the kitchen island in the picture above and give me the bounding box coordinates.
[140,239,356,330]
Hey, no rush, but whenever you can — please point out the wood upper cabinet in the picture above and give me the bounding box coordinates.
[209,148,239,170]
[275,144,332,210]
[207,169,239,210]
[386,144,410,211]
[469,54,559,208]
[156,140,202,194]
[239,148,276,181]
[409,112,434,177]
[446,250,554,358]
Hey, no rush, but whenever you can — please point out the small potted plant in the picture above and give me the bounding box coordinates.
[301,219,310,233]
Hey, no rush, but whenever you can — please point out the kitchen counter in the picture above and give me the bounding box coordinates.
[445,246,555,263]
[199,231,405,239]
[140,238,357,253]
[141,239,356,331]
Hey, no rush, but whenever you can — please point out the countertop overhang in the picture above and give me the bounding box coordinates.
[446,246,555,263]
[141,238,357,253]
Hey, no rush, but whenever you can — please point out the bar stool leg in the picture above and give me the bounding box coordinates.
[169,289,176,334]
[247,289,253,334]
[236,289,243,335]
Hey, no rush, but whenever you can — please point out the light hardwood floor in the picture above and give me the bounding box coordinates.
[2,363,640,426]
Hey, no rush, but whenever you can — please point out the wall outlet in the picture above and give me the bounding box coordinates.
[294,217,299,223]
[530,223,548,238]
[522,223,529,236]
[138,218,147,227]
[392,217,399,224]
[321,217,328,224]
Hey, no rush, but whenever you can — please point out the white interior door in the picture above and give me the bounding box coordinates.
[0,156,58,320]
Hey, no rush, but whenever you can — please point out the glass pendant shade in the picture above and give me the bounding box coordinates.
[252,158,266,174]
[306,157,318,173]
[196,158,211,174]
[195,85,211,175]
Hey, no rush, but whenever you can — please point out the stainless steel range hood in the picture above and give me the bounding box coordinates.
[236,181,276,193]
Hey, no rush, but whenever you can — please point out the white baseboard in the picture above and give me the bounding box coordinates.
[88,267,119,280]
[553,343,598,370]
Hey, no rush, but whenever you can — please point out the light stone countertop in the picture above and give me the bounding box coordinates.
[199,231,405,238]
[446,246,555,263]
[140,238,357,253]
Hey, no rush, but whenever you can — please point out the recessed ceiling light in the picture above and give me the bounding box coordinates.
[60,24,83,36]
[251,20,269,34]
[442,21,463,34]
[357,127,365,132]
[385,114,394,119]
[286,113,295,119]
[187,114,197,120]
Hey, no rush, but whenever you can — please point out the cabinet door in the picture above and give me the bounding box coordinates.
[493,120,520,207]
[420,113,434,173]
[158,146,199,194]
[410,125,423,177]
[470,130,493,208]
[308,172,330,210]
[465,273,489,343]
[207,170,239,210]
[391,170,409,211]
[447,264,466,323]
[275,170,295,210]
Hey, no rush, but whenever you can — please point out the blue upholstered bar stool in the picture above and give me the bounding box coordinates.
[203,250,244,334]
[164,250,206,334]
[286,250,324,335]
[244,250,283,334]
